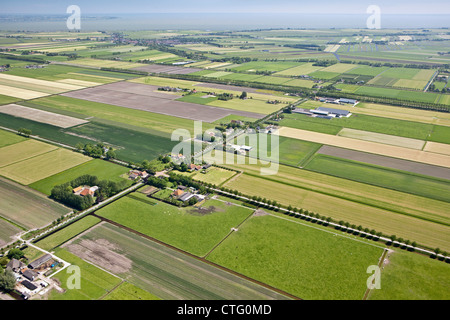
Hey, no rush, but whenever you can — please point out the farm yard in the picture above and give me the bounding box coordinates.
[0,25,449,303]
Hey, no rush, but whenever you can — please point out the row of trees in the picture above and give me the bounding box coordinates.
[75,142,116,159]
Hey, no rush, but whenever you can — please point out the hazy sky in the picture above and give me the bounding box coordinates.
[3,0,450,15]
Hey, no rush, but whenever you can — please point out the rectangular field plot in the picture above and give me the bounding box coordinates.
[278,126,450,169]
[61,222,291,300]
[0,177,69,230]
[0,139,58,168]
[0,129,27,148]
[316,145,450,180]
[61,81,265,123]
[273,63,323,76]
[96,194,254,257]
[0,148,91,185]
[189,167,237,186]
[424,141,450,156]
[223,167,450,250]
[0,104,89,128]
[305,154,450,203]
[0,84,49,99]
[30,159,132,195]
[207,213,385,299]
[337,128,426,150]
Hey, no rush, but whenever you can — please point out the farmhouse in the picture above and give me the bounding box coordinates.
[6,258,26,273]
[22,269,38,281]
[172,189,185,198]
[73,185,98,196]
[128,170,149,180]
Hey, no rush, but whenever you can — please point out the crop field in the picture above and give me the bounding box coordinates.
[0,177,69,231]
[368,250,450,300]
[188,166,237,186]
[320,101,450,126]
[316,145,450,180]
[61,222,290,300]
[278,126,450,168]
[337,128,426,150]
[48,248,125,300]
[0,146,91,185]
[274,63,324,76]
[223,168,450,250]
[64,58,143,69]
[423,141,450,156]
[207,212,385,299]
[61,81,265,122]
[27,95,207,136]
[96,193,254,257]
[30,159,132,195]
[280,109,436,141]
[0,128,27,148]
[0,139,58,168]
[304,154,450,202]
[0,104,89,128]
[34,216,101,251]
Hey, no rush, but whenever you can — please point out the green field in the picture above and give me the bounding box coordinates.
[30,159,132,195]
[0,177,69,231]
[188,166,237,186]
[61,222,290,300]
[96,193,254,256]
[0,129,27,148]
[305,154,450,203]
[0,139,57,168]
[208,154,450,250]
[34,216,101,251]
[207,213,385,299]
[280,105,445,141]
[369,250,450,300]
[0,147,91,185]
[48,248,126,300]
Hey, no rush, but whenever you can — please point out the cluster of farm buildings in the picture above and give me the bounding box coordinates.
[171,185,206,203]
[5,254,58,299]
[292,97,357,119]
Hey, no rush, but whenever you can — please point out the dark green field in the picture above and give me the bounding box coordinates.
[305,154,450,203]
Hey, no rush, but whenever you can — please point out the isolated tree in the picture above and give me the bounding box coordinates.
[7,248,24,260]
[0,270,16,292]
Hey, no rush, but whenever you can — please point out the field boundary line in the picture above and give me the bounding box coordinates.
[203,208,255,259]
[91,214,301,300]
[362,248,390,300]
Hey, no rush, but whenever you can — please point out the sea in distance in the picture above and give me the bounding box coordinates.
[0,13,449,32]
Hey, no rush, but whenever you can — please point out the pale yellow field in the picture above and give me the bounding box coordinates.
[0,139,58,168]
[278,126,450,168]
[65,58,143,69]
[68,72,121,81]
[0,148,91,185]
[320,63,357,73]
[337,128,426,150]
[56,78,102,87]
[0,84,49,99]
[0,104,89,128]
[0,74,84,91]
[423,141,450,156]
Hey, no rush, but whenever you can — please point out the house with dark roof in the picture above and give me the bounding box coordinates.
[6,258,26,273]
[21,280,38,291]
[22,269,38,281]
[28,254,52,269]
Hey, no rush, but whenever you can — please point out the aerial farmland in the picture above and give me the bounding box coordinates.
[0,1,449,309]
